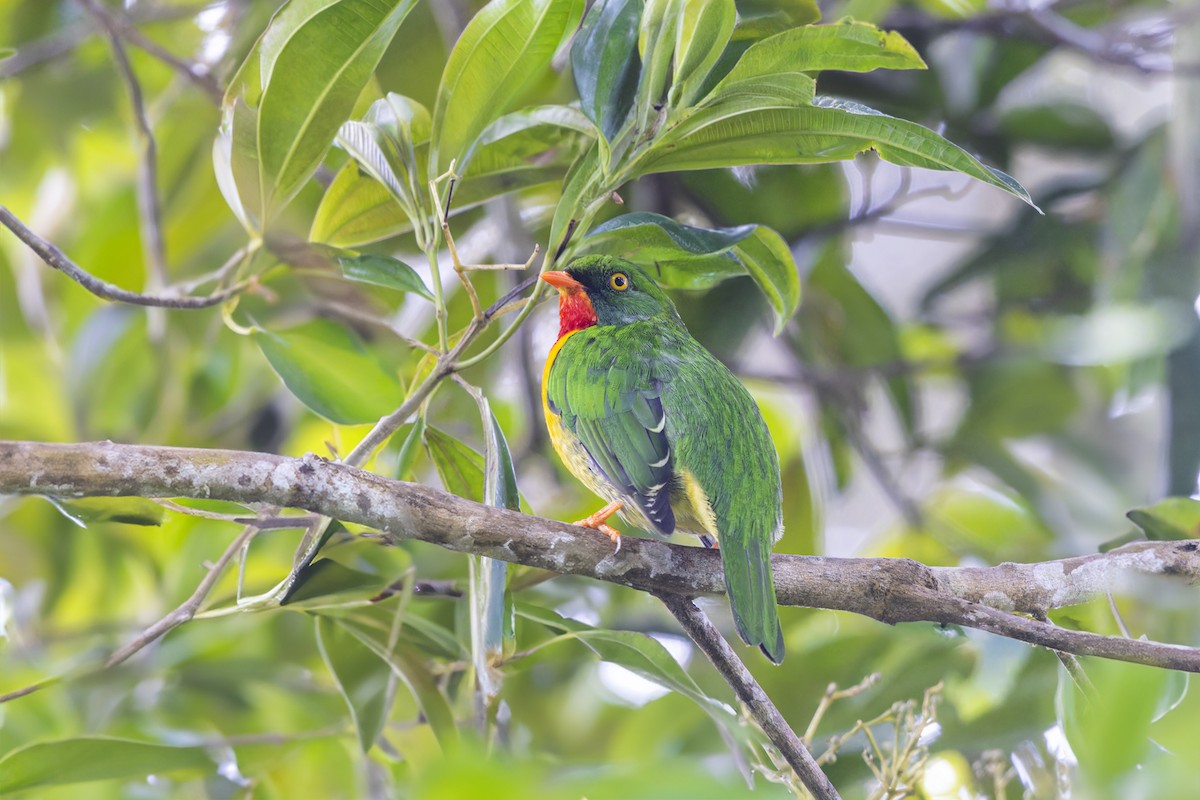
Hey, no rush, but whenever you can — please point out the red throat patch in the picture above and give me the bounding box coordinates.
[557,290,597,339]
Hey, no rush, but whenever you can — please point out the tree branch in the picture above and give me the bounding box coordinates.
[0,206,253,309]
[658,593,841,800]
[2,441,1200,673]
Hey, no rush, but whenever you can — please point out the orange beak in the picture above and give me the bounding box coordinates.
[541,271,584,293]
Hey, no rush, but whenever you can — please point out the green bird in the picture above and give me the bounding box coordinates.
[541,255,785,663]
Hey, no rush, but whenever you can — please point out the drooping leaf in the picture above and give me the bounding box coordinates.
[315,616,393,752]
[516,603,761,775]
[253,319,405,424]
[340,621,460,749]
[1127,497,1200,541]
[577,212,800,332]
[337,253,433,299]
[0,738,212,794]
[572,0,644,140]
[641,96,1037,207]
[431,0,585,174]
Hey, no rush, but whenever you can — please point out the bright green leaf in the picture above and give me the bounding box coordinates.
[310,161,412,247]
[1127,497,1200,541]
[337,253,433,299]
[672,0,736,107]
[431,0,585,175]
[220,0,419,225]
[253,319,405,424]
[0,738,212,794]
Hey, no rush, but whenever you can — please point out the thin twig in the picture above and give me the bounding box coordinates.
[105,524,261,668]
[102,9,224,103]
[0,206,254,308]
[80,0,169,306]
[657,592,841,800]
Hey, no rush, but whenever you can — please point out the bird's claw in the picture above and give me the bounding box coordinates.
[573,501,623,552]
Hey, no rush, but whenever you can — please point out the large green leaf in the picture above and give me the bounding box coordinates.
[218,0,419,227]
[572,0,643,140]
[577,212,800,332]
[253,319,405,424]
[642,97,1037,207]
[431,0,585,175]
[315,615,393,752]
[0,738,212,794]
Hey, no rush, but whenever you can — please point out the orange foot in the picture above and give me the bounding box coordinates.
[574,501,623,551]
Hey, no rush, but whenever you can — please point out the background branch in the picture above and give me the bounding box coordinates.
[1,441,1199,674]
[658,592,842,800]
[0,206,252,308]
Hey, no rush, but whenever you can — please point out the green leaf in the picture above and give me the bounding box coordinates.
[220,0,419,225]
[671,0,736,107]
[431,0,585,175]
[424,426,485,502]
[283,559,388,606]
[310,160,412,247]
[339,621,460,749]
[0,48,16,63]
[699,20,923,111]
[516,603,761,765]
[578,212,800,332]
[643,96,1037,208]
[634,0,681,130]
[0,738,212,794]
[572,0,644,140]
[393,416,427,480]
[315,616,392,752]
[253,319,405,424]
[337,253,433,299]
[334,93,432,226]
[42,496,165,527]
[485,413,520,512]
[1127,497,1200,541]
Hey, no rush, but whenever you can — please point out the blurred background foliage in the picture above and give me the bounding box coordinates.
[1,0,1199,798]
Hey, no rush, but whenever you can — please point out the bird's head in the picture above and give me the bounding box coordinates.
[541,256,680,338]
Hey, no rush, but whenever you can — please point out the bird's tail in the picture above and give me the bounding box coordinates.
[722,536,784,664]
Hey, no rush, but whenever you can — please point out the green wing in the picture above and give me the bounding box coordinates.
[662,334,785,664]
[546,325,676,534]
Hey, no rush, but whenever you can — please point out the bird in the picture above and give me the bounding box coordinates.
[540,255,785,663]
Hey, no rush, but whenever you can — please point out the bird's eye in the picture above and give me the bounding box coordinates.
[610,273,629,291]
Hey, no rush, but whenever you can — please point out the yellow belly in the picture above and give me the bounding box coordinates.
[543,330,619,502]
